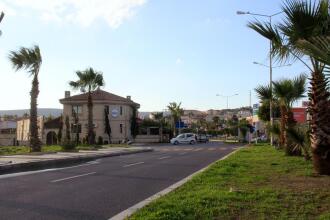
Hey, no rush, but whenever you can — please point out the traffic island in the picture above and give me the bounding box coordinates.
[0,147,153,175]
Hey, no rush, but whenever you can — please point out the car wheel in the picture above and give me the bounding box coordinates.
[174,141,179,145]
[190,140,195,145]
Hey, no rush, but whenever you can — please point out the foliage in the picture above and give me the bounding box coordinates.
[8,45,42,152]
[104,107,111,143]
[167,102,184,136]
[287,126,311,160]
[69,67,105,145]
[130,106,138,138]
[248,0,330,174]
[130,145,330,220]
[57,115,63,144]
[97,136,103,145]
[64,115,71,142]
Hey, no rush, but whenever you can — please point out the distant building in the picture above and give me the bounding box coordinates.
[16,116,44,146]
[0,120,17,146]
[59,89,140,144]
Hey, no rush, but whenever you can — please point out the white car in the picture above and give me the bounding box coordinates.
[170,133,197,145]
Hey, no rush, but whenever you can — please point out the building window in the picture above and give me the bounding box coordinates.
[71,123,82,133]
[120,106,123,115]
[72,105,82,116]
[120,124,123,134]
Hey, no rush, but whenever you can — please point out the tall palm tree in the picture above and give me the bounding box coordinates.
[273,74,307,154]
[167,102,184,136]
[9,45,42,152]
[69,67,105,145]
[248,0,330,174]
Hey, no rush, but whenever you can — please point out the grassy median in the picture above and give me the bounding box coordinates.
[129,144,330,220]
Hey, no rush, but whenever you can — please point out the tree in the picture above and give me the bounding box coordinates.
[104,107,111,143]
[58,116,63,144]
[167,102,184,136]
[69,67,105,145]
[9,45,42,152]
[272,74,307,155]
[65,115,71,142]
[248,0,330,174]
[131,106,138,138]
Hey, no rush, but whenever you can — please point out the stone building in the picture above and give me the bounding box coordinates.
[59,89,140,144]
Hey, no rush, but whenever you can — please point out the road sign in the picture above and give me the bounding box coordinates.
[175,121,187,128]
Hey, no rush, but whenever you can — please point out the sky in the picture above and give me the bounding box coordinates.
[0,0,309,112]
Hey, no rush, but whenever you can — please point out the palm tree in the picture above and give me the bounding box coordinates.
[272,74,307,155]
[9,45,42,152]
[248,0,330,174]
[69,67,105,145]
[167,102,184,136]
[152,112,164,142]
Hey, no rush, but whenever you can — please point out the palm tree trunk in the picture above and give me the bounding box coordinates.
[87,91,95,145]
[309,71,330,175]
[30,74,41,152]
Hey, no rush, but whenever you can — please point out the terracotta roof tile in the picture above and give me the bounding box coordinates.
[59,89,139,106]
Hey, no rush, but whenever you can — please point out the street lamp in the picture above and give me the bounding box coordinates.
[253,61,292,69]
[216,93,238,109]
[0,12,4,36]
[237,9,283,146]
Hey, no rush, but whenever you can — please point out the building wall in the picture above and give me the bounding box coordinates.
[16,117,44,145]
[62,102,134,143]
[0,133,16,146]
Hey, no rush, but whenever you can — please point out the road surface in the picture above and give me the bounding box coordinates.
[0,141,241,220]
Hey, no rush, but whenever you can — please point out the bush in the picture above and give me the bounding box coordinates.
[62,141,77,151]
[97,136,103,145]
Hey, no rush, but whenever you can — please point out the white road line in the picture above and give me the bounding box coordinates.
[51,172,96,183]
[208,148,215,151]
[193,148,202,152]
[179,152,187,155]
[0,160,101,180]
[123,162,145,168]
[158,156,171,160]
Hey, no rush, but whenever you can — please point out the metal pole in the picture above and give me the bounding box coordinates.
[269,16,274,146]
[227,97,229,109]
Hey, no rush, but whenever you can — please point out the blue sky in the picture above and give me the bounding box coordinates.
[0,0,308,111]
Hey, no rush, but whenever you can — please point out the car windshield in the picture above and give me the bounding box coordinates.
[177,134,185,139]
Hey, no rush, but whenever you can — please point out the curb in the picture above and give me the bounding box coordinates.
[0,148,153,175]
[109,146,243,220]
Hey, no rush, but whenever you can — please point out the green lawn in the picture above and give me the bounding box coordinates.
[129,144,330,220]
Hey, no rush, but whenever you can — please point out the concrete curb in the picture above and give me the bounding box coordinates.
[109,147,244,220]
[0,148,153,175]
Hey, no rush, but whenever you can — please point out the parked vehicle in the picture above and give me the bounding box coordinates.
[170,133,196,145]
[197,134,209,143]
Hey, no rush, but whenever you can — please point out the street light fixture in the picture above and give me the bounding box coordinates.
[237,9,283,146]
[253,61,292,68]
[216,93,238,109]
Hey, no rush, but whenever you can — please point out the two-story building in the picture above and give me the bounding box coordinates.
[59,89,140,144]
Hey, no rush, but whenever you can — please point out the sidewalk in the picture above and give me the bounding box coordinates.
[0,147,153,174]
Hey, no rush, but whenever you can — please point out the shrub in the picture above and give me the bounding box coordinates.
[97,136,103,145]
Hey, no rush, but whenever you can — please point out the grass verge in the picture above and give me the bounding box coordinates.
[129,144,330,220]
[0,145,62,155]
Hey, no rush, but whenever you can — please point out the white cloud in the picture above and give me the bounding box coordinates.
[1,0,147,28]
[176,57,183,65]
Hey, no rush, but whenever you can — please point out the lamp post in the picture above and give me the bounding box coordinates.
[216,93,238,109]
[237,10,283,146]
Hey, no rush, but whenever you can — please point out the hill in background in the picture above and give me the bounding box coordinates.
[0,108,63,117]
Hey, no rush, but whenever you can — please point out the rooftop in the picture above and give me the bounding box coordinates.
[59,89,139,107]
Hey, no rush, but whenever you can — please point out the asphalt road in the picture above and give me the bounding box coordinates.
[0,141,241,220]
